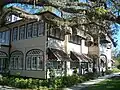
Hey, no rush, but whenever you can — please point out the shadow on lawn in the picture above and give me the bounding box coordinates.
[82,76,120,90]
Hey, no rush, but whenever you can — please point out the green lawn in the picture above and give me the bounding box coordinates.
[82,76,120,90]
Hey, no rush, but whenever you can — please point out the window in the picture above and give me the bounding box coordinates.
[51,61,63,69]
[48,24,65,40]
[33,22,38,37]
[26,23,33,38]
[12,27,18,41]
[26,49,44,70]
[38,21,44,36]
[26,56,31,70]
[10,51,24,70]
[19,25,25,40]
[32,56,37,70]
[14,57,18,69]
[69,35,81,45]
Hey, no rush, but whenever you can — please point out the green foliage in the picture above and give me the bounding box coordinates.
[105,68,120,75]
[95,7,108,15]
[0,73,100,89]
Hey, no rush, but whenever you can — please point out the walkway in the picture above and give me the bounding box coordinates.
[63,72,120,90]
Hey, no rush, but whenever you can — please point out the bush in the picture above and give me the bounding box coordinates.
[105,68,120,75]
[0,73,98,89]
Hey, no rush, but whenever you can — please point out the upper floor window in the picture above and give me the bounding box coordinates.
[33,22,38,37]
[12,27,18,41]
[19,25,25,40]
[26,23,33,38]
[38,21,44,36]
[48,24,65,40]
[69,35,81,45]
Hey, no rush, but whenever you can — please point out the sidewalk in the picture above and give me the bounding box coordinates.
[63,72,120,90]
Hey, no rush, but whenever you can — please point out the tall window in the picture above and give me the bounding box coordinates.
[33,22,38,37]
[12,27,18,41]
[19,25,25,40]
[10,51,24,70]
[0,51,8,72]
[26,23,33,38]
[26,49,44,70]
[38,21,44,36]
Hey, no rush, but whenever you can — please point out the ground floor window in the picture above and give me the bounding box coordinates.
[26,49,44,70]
[10,51,23,70]
[0,51,8,72]
[49,61,63,70]
[0,58,7,72]
[70,62,79,69]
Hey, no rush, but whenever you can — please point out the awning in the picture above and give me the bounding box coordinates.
[47,48,71,61]
[70,51,92,62]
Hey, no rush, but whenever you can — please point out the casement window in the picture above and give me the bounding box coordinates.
[14,57,18,69]
[33,22,38,37]
[12,27,18,41]
[48,24,65,40]
[10,51,24,70]
[19,25,25,40]
[26,23,33,38]
[69,35,81,45]
[38,21,44,36]
[10,57,14,69]
[51,61,63,70]
[26,56,31,70]
[26,49,44,70]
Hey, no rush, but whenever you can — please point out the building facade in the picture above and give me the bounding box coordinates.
[0,11,114,79]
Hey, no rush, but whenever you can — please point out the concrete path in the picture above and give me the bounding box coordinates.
[63,72,120,90]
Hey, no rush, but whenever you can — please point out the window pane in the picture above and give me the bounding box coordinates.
[10,57,14,69]
[0,32,2,43]
[19,25,25,40]
[32,56,37,70]
[37,56,43,70]
[12,27,18,41]
[56,29,60,38]
[33,22,38,37]
[26,23,33,38]
[14,57,18,69]
[38,21,44,36]
[18,57,23,69]
[26,56,31,70]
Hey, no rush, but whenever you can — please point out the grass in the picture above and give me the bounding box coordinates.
[82,76,120,90]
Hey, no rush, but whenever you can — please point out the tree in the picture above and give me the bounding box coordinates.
[0,0,119,46]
